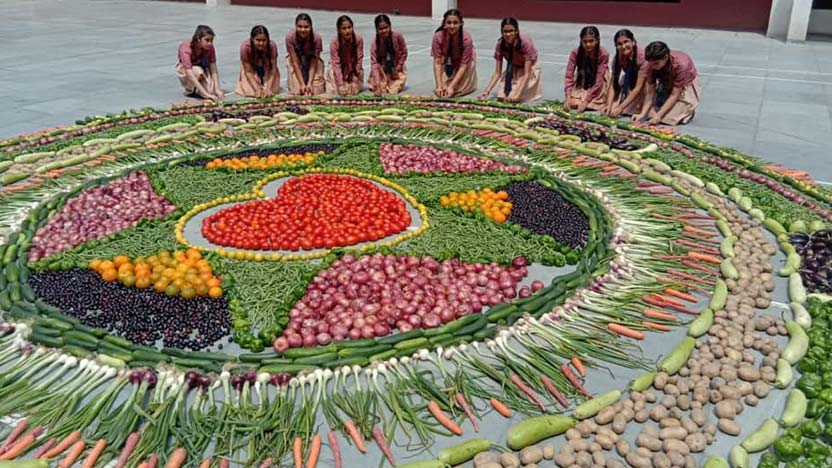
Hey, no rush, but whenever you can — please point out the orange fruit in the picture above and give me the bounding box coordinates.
[208,286,223,298]
[113,255,129,267]
[101,269,118,282]
[89,259,102,271]
[206,277,221,288]
[118,263,134,274]
[135,277,151,289]
[99,260,114,271]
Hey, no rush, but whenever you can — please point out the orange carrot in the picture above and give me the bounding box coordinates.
[0,434,37,460]
[657,277,708,294]
[643,321,671,332]
[683,225,717,237]
[327,432,341,468]
[454,393,479,433]
[259,458,273,468]
[1,419,27,452]
[683,232,720,245]
[199,458,212,468]
[343,421,366,453]
[571,357,586,377]
[58,440,86,468]
[490,398,512,418]
[663,288,698,303]
[115,432,140,468]
[34,438,57,459]
[646,293,684,307]
[608,323,645,340]
[43,430,81,459]
[165,448,188,468]
[292,437,303,468]
[372,427,395,466]
[427,401,463,435]
[81,439,107,468]
[305,434,322,468]
[687,251,722,265]
[146,454,159,468]
[643,308,678,321]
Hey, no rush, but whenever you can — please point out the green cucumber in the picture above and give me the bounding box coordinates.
[423,314,480,337]
[376,329,423,345]
[486,303,517,322]
[103,335,132,348]
[258,363,316,375]
[132,348,171,363]
[172,357,222,373]
[336,338,377,348]
[394,337,428,351]
[338,344,391,358]
[452,314,488,336]
[29,333,64,348]
[186,350,235,362]
[325,356,369,368]
[283,344,337,359]
[63,345,92,358]
[294,352,338,365]
[31,325,63,337]
[438,438,491,465]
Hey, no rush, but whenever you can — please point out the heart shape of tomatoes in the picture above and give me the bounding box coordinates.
[201,174,412,251]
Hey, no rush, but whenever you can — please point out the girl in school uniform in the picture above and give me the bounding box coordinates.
[603,29,649,118]
[326,16,364,96]
[286,13,326,96]
[563,26,610,112]
[479,18,542,103]
[176,25,223,102]
[235,25,280,98]
[369,15,408,96]
[431,9,477,98]
[633,41,701,125]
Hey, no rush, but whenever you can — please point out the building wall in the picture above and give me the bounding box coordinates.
[229,0,431,16]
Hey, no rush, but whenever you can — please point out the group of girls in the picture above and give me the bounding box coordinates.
[176,9,700,126]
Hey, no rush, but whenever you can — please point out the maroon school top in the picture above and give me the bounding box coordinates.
[178,40,216,69]
[329,33,365,85]
[646,50,698,89]
[431,29,475,65]
[369,29,408,82]
[493,33,539,68]
[564,46,610,101]
[240,39,279,67]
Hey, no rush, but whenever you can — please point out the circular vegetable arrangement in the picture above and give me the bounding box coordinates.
[1,97,832,468]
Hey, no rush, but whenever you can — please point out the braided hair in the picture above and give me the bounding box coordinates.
[612,29,638,98]
[374,15,395,71]
[435,9,465,69]
[498,17,523,66]
[294,13,316,60]
[645,41,674,93]
[189,25,215,64]
[575,26,600,89]
[336,15,358,80]
[248,25,273,72]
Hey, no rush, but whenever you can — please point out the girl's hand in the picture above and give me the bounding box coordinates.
[577,100,588,113]
[215,91,225,102]
[632,113,645,123]
[373,86,383,97]
[478,90,490,100]
[609,105,622,118]
[563,100,572,111]
[434,87,444,97]
[648,115,662,126]
[338,84,348,96]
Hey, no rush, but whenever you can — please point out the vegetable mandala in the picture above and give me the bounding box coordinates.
[0,97,831,468]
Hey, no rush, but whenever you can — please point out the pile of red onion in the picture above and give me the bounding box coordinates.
[379,143,526,175]
[274,254,533,350]
[29,171,176,261]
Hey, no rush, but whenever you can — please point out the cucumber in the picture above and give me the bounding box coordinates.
[338,344,391,358]
[423,314,480,337]
[0,291,11,311]
[283,344,337,359]
[371,349,399,362]
[103,335,133,348]
[239,353,270,363]
[376,329,423,345]
[64,335,98,351]
[172,357,222,373]
[438,438,491,465]
[31,325,63,337]
[132,348,171,363]
[486,303,517,322]
[294,352,338,365]
[73,323,106,338]
[187,350,235,362]
[64,330,99,345]
[29,333,64,348]
[258,363,316,375]
[393,337,428,351]
[36,316,74,331]
[63,345,93,358]
[324,356,369,368]
[336,338,377,349]
[452,314,488,336]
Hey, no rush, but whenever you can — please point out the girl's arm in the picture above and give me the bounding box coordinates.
[307,56,319,88]
[183,68,213,98]
[447,62,469,94]
[649,86,682,124]
[209,62,223,100]
[613,73,646,116]
[288,51,306,90]
[633,81,655,121]
[480,59,503,99]
[433,56,445,95]
[563,49,577,110]
[507,59,532,102]
[603,78,615,114]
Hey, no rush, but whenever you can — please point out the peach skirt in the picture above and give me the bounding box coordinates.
[496,61,543,102]
[325,65,364,96]
[436,60,477,98]
[235,63,280,98]
[286,57,326,95]
[566,69,612,111]
[176,63,219,95]
[648,78,702,125]
[369,68,408,95]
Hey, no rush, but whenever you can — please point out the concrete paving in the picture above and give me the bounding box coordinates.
[2,0,832,184]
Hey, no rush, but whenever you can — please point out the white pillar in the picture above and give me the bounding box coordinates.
[432,0,457,20]
[767,0,793,38]
[206,0,230,7]
[786,0,813,41]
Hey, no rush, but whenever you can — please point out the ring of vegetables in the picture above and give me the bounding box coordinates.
[1,97,831,468]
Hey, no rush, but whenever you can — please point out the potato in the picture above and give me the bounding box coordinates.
[542,444,555,460]
[684,433,707,452]
[499,452,520,468]
[473,452,500,466]
[662,438,690,455]
[519,446,543,465]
